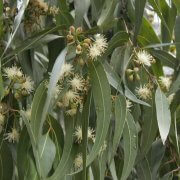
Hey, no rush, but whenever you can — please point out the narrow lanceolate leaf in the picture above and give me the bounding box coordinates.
[175,16,180,60]
[121,112,138,180]
[136,157,152,180]
[0,140,13,180]
[0,1,3,39]
[39,48,67,140]
[87,61,111,166]
[134,0,147,41]
[140,100,158,157]
[2,0,29,57]
[38,132,56,177]
[82,92,92,180]
[155,87,171,144]
[47,117,75,180]
[112,95,126,155]
[30,82,47,140]
[97,0,117,28]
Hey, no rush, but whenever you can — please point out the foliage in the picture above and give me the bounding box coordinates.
[0,0,179,179]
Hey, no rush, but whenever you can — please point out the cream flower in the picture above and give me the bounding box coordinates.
[126,99,133,111]
[21,76,34,93]
[74,153,83,170]
[136,85,152,100]
[94,34,108,53]
[167,93,175,105]
[25,108,32,120]
[0,113,5,126]
[5,128,19,143]
[159,76,172,91]
[69,75,84,91]
[64,90,79,103]
[74,126,95,143]
[88,44,101,60]
[4,66,23,80]
[135,50,154,67]
[99,141,107,155]
[59,63,73,78]
[66,108,77,116]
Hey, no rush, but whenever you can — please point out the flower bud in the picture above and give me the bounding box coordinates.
[133,67,139,73]
[67,35,74,43]
[126,69,133,75]
[76,45,82,54]
[128,74,134,81]
[69,26,75,34]
[76,27,83,34]
[84,38,91,45]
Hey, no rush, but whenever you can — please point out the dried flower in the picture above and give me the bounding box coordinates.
[135,50,154,67]
[126,99,133,111]
[74,153,83,170]
[69,75,84,91]
[66,108,77,116]
[64,90,79,104]
[5,128,19,143]
[167,93,175,105]
[136,85,152,100]
[74,126,95,143]
[159,76,172,91]
[21,76,34,93]
[4,66,23,80]
[94,34,108,53]
[59,63,73,78]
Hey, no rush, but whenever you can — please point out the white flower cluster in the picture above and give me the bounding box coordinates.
[5,128,19,143]
[159,76,172,91]
[134,50,155,67]
[74,153,83,170]
[4,66,34,97]
[136,84,152,100]
[74,126,95,144]
[88,34,108,60]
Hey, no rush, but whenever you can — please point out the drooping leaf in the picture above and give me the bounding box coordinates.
[2,0,29,56]
[47,117,75,180]
[121,112,138,180]
[0,140,13,180]
[112,94,126,155]
[175,16,180,60]
[97,0,117,28]
[86,61,111,166]
[105,32,129,56]
[82,92,92,180]
[38,131,56,177]
[136,156,152,180]
[134,0,147,41]
[155,87,171,144]
[140,100,158,157]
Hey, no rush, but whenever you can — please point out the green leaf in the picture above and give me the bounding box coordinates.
[38,132,56,177]
[175,16,180,60]
[105,32,129,56]
[0,1,3,39]
[39,48,67,142]
[47,116,64,169]
[150,50,177,68]
[2,25,65,61]
[0,140,13,180]
[74,0,90,26]
[56,0,74,26]
[17,127,31,180]
[97,0,117,28]
[2,0,29,57]
[86,61,111,165]
[82,92,92,180]
[173,0,180,13]
[134,0,147,41]
[47,117,75,180]
[140,100,158,157]
[31,82,47,139]
[0,69,4,100]
[138,18,160,46]
[136,157,152,180]
[112,94,127,155]
[121,112,138,180]
[155,87,171,144]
